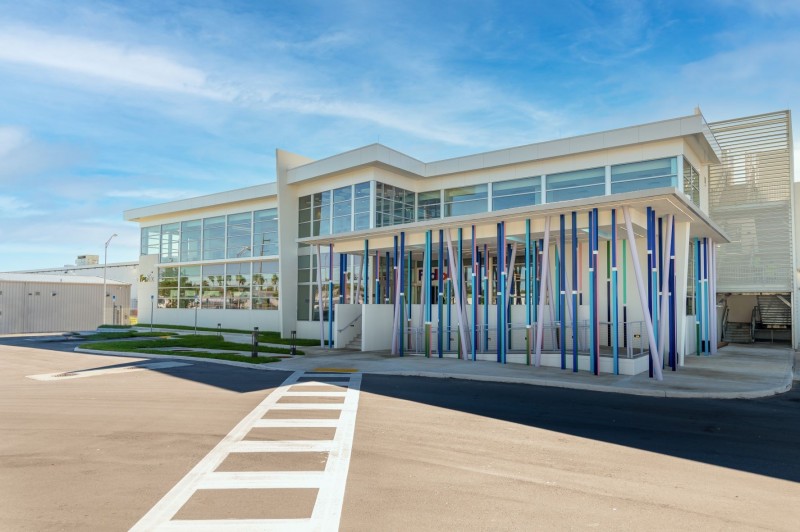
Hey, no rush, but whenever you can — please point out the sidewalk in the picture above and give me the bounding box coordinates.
[80,332,795,399]
[252,343,794,399]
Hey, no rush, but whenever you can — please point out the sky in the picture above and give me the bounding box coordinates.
[1,0,799,270]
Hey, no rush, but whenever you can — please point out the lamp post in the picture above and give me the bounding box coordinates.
[150,295,155,332]
[103,233,117,326]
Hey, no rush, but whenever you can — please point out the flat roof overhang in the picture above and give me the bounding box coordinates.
[297,187,729,254]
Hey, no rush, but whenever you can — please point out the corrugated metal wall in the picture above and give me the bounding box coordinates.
[708,111,794,293]
[0,281,130,334]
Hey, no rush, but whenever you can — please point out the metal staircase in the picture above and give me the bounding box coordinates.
[724,321,753,344]
[756,295,792,328]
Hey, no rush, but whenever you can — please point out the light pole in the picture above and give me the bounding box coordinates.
[103,233,117,326]
[150,295,155,332]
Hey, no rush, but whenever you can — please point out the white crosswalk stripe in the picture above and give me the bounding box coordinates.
[129,371,362,532]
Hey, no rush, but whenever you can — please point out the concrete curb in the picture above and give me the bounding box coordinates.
[73,346,794,400]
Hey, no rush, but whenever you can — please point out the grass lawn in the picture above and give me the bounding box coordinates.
[82,331,175,341]
[81,334,303,362]
[136,323,325,346]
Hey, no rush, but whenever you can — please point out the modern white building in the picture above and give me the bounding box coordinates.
[123,109,795,380]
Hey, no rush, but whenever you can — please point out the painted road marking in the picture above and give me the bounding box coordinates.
[254,419,340,428]
[312,367,359,373]
[27,361,191,381]
[130,370,362,532]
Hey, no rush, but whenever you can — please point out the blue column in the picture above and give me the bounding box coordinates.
[592,207,600,375]
[611,209,619,374]
[646,207,654,376]
[438,229,444,357]
[572,211,579,372]
[328,244,334,350]
[399,232,405,357]
[586,211,595,373]
[560,214,566,369]
[364,240,369,305]
[703,237,709,354]
[651,209,659,361]
[471,225,477,361]
[483,243,489,352]
[669,218,676,370]
[384,252,390,303]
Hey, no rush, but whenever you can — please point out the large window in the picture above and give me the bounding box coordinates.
[141,226,160,256]
[313,191,331,236]
[253,208,278,256]
[159,223,180,263]
[178,266,201,308]
[546,167,605,203]
[376,182,414,227]
[611,157,677,194]
[354,182,371,230]
[157,267,179,308]
[683,159,700,207]
[225,262,251,309]
[298,195,312,238]
[417,190,441,220]
[227,213,252,258]
[203,216,226,260]
[253,261,279,309]
[332,186,352,234]
[492,177,541,211]
[201,264,225,309]
[180,220,201,262]
[444,184,488,217]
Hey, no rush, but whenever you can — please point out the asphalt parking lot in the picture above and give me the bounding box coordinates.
[2,336,799,531]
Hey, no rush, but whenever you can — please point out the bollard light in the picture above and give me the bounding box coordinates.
[251,326,259,358]
[290,330,297,356]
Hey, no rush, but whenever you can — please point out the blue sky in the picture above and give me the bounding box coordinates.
[1,0,799,270]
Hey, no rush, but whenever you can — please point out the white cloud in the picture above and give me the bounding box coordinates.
[0,195,45,217]
[0,126,29,158]
[0,26,233,100]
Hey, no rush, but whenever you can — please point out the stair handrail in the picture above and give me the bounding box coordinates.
[750,306,757,342]
[721,305,730,341]
[337,313,362,333]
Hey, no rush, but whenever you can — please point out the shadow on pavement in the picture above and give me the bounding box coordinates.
[360,374,800,484]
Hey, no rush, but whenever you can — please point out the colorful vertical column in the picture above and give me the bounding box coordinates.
[407,249,412,351]
[438,230,444,357]
[483,243,489,353]
[592,207,600,375]
[559,214,566,369]
[399,232,405,357]
[571,211,579,372]
[499,222,507,363]
[651,209,659,360]
[669,218,676,370]
[471,225,477,361]
[328,244,334,350]
[703,237,709,354]
[622,239,628,351]
[588,211,595,374]
[424,230,432,358]
[611,209,619,375]
[364,240,369,305]
[646,207,654,376]
[525,219,532,365]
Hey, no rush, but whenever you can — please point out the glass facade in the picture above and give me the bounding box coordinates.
[376,182,414,227]
[354,182,371,230]
[417,190,441,220]
[160,223,180,263]
[546,167,605,203]
[492,176,541,211]
[141,209,279,263]
[444,184,488,217]
[611,157,677,194]
[253,208,278,256]
[157,261,278,310]
[683,159,700,207]
[202,216,226,260]
[180,220,201,262]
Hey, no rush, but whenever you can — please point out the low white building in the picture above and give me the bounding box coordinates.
[0,273,130,334]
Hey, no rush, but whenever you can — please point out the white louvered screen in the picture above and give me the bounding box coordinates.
[708,111,794,293]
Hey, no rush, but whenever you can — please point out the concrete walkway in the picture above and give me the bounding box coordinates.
[80,332,796,398]
[247,343,793,399]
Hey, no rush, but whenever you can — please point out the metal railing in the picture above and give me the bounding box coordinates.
[401,320,648,359]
